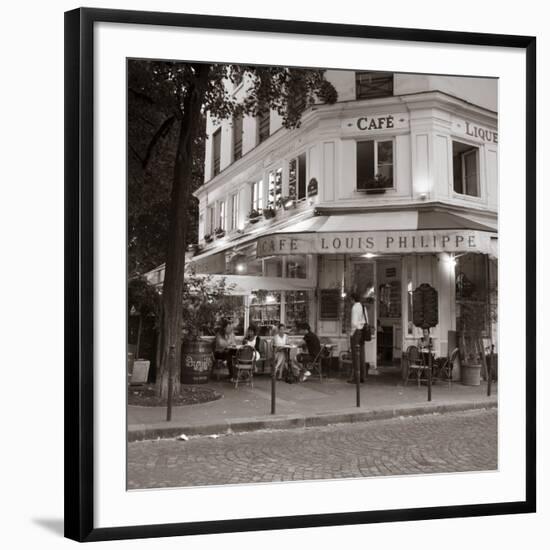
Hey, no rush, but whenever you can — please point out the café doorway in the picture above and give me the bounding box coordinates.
[375,258,403,367]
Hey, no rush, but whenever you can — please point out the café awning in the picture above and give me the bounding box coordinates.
[257,211,497,258]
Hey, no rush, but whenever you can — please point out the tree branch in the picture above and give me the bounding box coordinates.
[143,115,176,169]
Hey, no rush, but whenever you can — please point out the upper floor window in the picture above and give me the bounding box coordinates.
[251,179,264,211]
[289,153,307,201]
[355,72,394,100]
[286,256,307,279]
[232,115,243,161]
[356,140,394,191]
[267,168,283,209]
[230,193,239,230]
[217,200,226,231]
[206,206,215,235]
[257,108,270,144]
[288,93,307,116]
[212,128,222,177]
[453,141,480,197]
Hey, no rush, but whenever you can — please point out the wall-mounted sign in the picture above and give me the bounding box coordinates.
[257,230,494,258]
[412,283,439,329]
[342,114,409,132]
[452,117,498,144]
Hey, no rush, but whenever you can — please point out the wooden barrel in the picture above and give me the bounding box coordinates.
[181,340,213,384]
[461,364,481,386]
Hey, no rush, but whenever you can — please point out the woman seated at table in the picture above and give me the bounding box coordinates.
[242,325,261,362]
[214,320,237,379]
[417,328,434,366]
[273,323,310,382]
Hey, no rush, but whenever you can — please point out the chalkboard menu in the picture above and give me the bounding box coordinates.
[412,283,439,328]
[320,289,340,320]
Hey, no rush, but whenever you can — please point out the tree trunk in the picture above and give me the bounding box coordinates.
[156,66,210,398]
[135,314,143,359]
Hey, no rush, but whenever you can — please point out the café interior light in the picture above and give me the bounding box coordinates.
[235,263,245,273]
[362,252,378,259]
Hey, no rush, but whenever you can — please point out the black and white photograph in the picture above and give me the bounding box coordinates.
[126,62,500,490]
[2,0,545,546]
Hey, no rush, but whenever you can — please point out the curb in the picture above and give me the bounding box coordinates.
[128,398,497,442]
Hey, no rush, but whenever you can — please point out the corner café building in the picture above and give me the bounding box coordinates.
[180,71,499,369]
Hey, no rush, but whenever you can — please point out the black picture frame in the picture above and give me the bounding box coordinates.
[65,7,537,542]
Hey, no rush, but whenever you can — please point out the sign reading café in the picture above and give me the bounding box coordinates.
[257,230,494,258]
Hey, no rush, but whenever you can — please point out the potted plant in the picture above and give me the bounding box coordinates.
[362,174,392,194]
[457,296,488,386]
[214,226,225,239]
[262,206,276,219]
[180,272,239,384]
[248,208,262,223]
[204,233,213,243]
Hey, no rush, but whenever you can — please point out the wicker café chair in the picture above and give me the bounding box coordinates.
[436,347,460,388]
[405,345,430,387]
[233,345,255,389]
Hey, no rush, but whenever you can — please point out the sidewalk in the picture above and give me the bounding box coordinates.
[128,369,497,441]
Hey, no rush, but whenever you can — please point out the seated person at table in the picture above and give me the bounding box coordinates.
[273,323,311,382]
[242,325,261,362]
[297,324,321,366]
[417,328,434,365]
[214,320,237,379]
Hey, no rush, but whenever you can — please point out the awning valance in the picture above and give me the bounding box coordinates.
[257,211,497,258]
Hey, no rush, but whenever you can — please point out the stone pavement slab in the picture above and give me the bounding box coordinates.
[128,371,497,441]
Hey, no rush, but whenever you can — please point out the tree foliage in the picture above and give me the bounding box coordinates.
[127,61,204,276]
[127,60,337,397]
[180,272,237,341]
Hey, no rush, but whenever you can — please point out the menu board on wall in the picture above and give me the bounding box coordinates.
[320,289,340,320]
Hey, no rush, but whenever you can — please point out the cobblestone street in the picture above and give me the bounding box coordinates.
[127,408,497,489]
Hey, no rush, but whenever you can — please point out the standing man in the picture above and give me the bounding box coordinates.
[348,292,368,383]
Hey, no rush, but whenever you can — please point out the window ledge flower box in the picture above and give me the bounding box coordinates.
[364,187,388,195]
[204,234,214,244]
[359,174,393,195]
[262,207,276,220]
[248,210,262,224]
[214,228,226,239]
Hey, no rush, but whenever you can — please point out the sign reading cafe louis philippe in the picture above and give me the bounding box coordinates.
[257,230,494,258]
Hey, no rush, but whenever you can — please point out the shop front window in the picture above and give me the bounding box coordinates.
[225,296,245,336]
[264,257,282,277]
[250,291,281,335]
[453,141,480,197]
[456,253,489,334]
[286,256,307,279]
[285,291,309,334]
[357,140,394,191]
